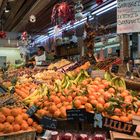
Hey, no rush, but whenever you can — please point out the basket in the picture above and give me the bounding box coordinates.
[125,79,140,91]
[0,130,36,140]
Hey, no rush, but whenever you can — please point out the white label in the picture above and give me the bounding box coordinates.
[117,0,140,33]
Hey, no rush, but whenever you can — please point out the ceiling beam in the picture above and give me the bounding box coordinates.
[4,0,26,30]
[0,0,7,18]
[11,0,50,32]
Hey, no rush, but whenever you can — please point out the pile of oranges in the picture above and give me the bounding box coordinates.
[0,107,42,134]
[34,77,140,122]
[14,82,37,100]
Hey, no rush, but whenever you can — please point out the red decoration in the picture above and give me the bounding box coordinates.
[21,31,27,41]
[0,31,6,39]
[96,0,103,5]
[51,2,74,26]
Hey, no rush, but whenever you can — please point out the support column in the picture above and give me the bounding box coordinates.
[138,33,140,58]
[120,34,129,60]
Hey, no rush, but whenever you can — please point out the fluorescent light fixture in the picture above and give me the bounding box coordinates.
[97,4,117,15]
[92,1,117,15]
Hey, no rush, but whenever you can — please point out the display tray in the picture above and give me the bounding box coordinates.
[0,130,36,140]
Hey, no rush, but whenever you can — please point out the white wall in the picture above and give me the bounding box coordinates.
[0,47,22,64]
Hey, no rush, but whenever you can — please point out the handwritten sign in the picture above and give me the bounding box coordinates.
[66,109,86,122]
[40,116,57,130]
[26,105,38,116]
[103,117,136,135]
[91,70,105,78]
[117,0,140,33]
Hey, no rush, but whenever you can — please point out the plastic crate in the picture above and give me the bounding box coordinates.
[0,130,36,140]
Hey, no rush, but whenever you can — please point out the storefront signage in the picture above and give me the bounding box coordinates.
[66,109,86,121]
[40,116,57,130]
[26,105,38,116]
[117,0,140,33]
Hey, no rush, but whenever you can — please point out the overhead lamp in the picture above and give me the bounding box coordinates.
[4,3,11,13]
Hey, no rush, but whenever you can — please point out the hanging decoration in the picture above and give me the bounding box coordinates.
[51,2,74,26]
[21,31,28,41]
[0,31,6,39]
[29,15,36,23]
[96,0,103,5]
[74,0,84,21]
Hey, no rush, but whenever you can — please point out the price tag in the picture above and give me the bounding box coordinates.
[91,70,105,78]
[66,109,86,122]
[40,116,57,130]
[111,65,119,73]
[26,105,38,116]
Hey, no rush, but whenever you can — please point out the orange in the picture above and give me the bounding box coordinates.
[1,107,11,116]
[111,116,120,121]
[36,125,43,133]
[95,77,102,82]
[71,92,77,99]
[67,96,73,102]
[15,115,23,125]
[97,97,105,105]
[114,108,122,115]
[98,84,105,90]
[60,106,66,118]
[66,105,73,110]
[27,118,33,126]
[120,116,129,122]
[22,113,29,120]
[13,124,20,132]
[57,103,62,108]
[108,88,115,94]
[104,102,111,109]
[53,96,61,104]
[127,114,133,121]
[88,95,96,101]
[90,99,98,106]
[6,116,14,124]
[0,113,6,123]
[21,122,28,130]
[0,123,4,132]
[60,96,66,102]
[121,91,128,98]
[74,99,81,108]
[63,101,69,106]
[54,109,61,118]
[49,105,57,114]
[96,103,104,112]
[81,96,88,105]
[85,103,93,112]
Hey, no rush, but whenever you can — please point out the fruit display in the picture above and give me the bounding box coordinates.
[24,70,139,123]
[47,59,71,70]
[0,107,43,134]
[0,94,25,108]
[32,70,64,84]
[14,82,38,100]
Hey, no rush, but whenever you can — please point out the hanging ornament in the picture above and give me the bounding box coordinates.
[29,15,36,23]
[74,0,84,21]
[0,31,6,39]
[21,31,28,41]
[51,2,74,26]
[96,0,103,5]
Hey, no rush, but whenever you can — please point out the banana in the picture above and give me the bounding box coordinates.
[83,70,90,78]
[119,77,126,89]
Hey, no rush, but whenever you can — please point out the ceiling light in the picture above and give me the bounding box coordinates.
[4,3,11,13]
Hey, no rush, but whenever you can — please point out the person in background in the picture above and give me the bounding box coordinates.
[35,46,46,65]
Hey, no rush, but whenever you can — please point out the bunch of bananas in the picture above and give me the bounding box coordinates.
[54,70,90,92]
[111,76,126,89]
[23,84,48,105]
[104,72,126,89]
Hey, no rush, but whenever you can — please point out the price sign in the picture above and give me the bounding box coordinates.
[117,0,140,33]
[26,105,38,116]
[66,109,86,122]
[40,116,57,130]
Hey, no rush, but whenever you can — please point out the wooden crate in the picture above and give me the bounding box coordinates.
[0,130,36,140]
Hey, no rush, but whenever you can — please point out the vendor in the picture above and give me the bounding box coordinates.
[86,48,98,64]
[35,46,46,65]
